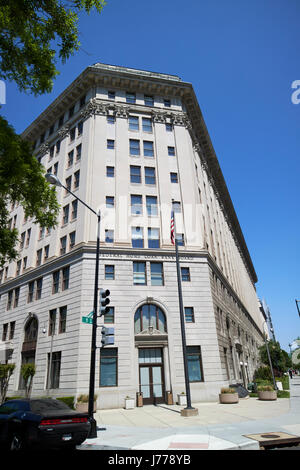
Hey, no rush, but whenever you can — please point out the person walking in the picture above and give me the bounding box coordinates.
[288,368,293,379]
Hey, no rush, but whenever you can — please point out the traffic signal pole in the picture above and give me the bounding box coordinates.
[88,211,101,438]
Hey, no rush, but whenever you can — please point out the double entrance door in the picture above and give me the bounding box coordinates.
[139,348,165,405]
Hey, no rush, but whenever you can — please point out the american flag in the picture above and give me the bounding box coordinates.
[170,209,175,245]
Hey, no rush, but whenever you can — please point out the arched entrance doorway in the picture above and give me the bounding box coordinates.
[134,303,168,405]
[19,316,38,390]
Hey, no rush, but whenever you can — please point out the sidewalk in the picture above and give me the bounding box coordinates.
[79,377,300,450]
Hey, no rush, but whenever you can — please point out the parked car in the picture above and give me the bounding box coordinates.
[0,398,91,450]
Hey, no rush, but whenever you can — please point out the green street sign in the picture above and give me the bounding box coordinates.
[82,311,94,324]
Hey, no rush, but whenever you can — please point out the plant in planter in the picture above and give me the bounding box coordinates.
[219,387,239,404]
[76,394,98,412]
[177,392,187,406]
[125,396,135,409]
[257,385,277,401]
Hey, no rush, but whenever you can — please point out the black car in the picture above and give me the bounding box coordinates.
[0,398,91,450]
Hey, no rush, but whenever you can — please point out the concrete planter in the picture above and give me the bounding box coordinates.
[219,392,239,404]
[177,394,187,406]
[125,398,135,409]
[258,390,277,401]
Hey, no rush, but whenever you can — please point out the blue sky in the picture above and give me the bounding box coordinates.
[1,0,300,353]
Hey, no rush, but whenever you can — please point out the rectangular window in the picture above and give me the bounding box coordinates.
[44,245,49,261]
[143,141,154,157]
[184,307,195,323]
[131,195,143,215]
[65,176,72,193]
[47,351,61,389]
[165,123,173,132]
[131,227,144,248]
[129,139,140,156]
[100,348,118,387]
[36,278,43,300]
[49,309,56,336]
[170,172,178,183]
[133,262,146,285]
[9,321,15,340]
[73,170,80,190]
[36,249,42,266]
[105,229,114,243]
[106,196,115,209]
[126,92,136,104]
[107,139,115,149]
[104,306,114,324]
[168,146,175,156]
[62,266,70,291]
[69,231,76,249]
[130,165,141,184]
[144,95,154,106]
[146,196,158,216]
[62,205,69,225]
[56,140,61,154]
[145,167,156,185]
[71,200,78,220]
[60,236,67,255]
[28,281,34,303]
[14,287,20,307]
[181,267,190,281]
[52,271,60,294]
[80,94,86,107]
[164,99,171,107]
[129,116,139,131]
[142,117,152,133]
[187,346,204,382]
[77,121,83,136]
[107,115,115,124]
[106,166,115,177]
[70,127,76,142]
[59,306,67,334]
[148,227,160,248]
[2,323,8,341]
[108,90,115,100]
[150,262,163,286]
[105,265,115,280]
[76,144,82,161]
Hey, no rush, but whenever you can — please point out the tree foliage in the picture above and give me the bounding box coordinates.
[0,0,105,265]
[258,340,292,375]
[0,363,15,404]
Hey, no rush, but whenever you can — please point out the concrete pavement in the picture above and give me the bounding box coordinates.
[79,377,300,450]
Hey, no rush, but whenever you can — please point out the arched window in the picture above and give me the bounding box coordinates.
[24,317,38,342]
[134,304,167,334]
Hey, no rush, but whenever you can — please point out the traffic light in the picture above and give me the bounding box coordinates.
[99,288,110,316]
[101,326,114,347]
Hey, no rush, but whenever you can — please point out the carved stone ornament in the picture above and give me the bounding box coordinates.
[112,104,129,118]
[58,125,70,139]
[38,142,50,157]
[151,110,167,123]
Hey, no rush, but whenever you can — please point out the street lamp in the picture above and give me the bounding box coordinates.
[295,300,300,317]
[45,173,100,438]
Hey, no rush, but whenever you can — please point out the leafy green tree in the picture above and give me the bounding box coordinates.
[259,340,291,375]
[20,363,36,398]
[0,0,106,265]
[0,363,15,404]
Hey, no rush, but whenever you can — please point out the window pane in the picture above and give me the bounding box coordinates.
[100,349,117,386]
[130,166,141,183]
[142,118,152,132]
[145,167,156,185]
[146,196,158,216]
[129,116,139,131]
[143,141,154,157]
[126,92,136,104]
[150,263,163,286]
[184,307,194,322]
[148,228,159,248]
[131,195,142,215]
[130,139,140,156]
[133,262,146,285]
[187,346,202,382]
[132,227,144,248]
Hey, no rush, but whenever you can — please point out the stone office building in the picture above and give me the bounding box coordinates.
[0,63,266,408]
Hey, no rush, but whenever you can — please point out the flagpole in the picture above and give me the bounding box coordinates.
[171,202,196,414]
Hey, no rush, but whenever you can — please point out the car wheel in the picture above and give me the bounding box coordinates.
[9,434,24,451]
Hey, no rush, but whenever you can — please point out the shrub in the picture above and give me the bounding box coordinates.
[277,390,290,398]
[254,366,272,382]
[257,385,274,392]
[220,387,236,394]
[57,396,75,410]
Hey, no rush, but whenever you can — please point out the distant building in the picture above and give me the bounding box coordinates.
[0,64,266,408]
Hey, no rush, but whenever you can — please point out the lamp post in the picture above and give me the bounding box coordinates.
[295,300,300,317]
[45,173,100,438]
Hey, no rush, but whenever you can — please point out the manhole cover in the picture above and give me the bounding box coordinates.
[261,434,281,439]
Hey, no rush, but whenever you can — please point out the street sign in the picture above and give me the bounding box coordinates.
[82,311,94,324]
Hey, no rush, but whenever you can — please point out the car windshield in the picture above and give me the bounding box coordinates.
[30,399,70,413]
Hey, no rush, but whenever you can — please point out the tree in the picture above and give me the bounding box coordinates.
[0,0,106,265]
[258,340,291,375]
[0,363,15,404]
[20,363,36,398]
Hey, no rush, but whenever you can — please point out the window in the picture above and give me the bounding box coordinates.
[107,139,115,149]
[56,140,61,154]
[104,306,114,324]
[28,281,34,303]
[69,231,76,249]
[36,249,42,266]
[146,196,158,216]
[62,266,70,290]
[133,262,146,285]
[59,115,64,127]
[142,117,152,133]
[47,352,61,389]
[165,123,173,132]
[170,172,178,183]
[143,141,154,157]
[108,90,115,100]
[9,321,15,340]
[187,346,204,382]
[65,176,72,193]
[131,195,142,215]
[2,323,8,341]
[70,127,75,142]
[14,287,20,307]
[105,230,114,243]
[80,94,86,107]
[184,307,195,323]
[164,99,171,107]
[144,95,154,107]
[148,227,160,248]
[100,348,118,387]
[44,245,49,261]
[76,144,82,161]
[49,309,56,336]
[78,121,83,136]
[126,92,136,104]
[69,105,74,119]
[73,170,80,190]
[168,146,175,156]
[53,162,58,175]
[62,205,69,225]
[105,265,115,280]
[106,166,115,177]
[36,278,43,300]
[181,267,190,281]
[150,262,163,286]
[107,115,115,124]
[131,227,144,248]
[52,271,60,294]
[129,116,139,131]
[26,229,31,247]
[130,165,141,184]
[145,167,156,185]
[71,200,78,220]
[59,306,67,333]
[105,196,114,209]
[134,304,167,334]
[60,236,67,255]
[130,139,140,156]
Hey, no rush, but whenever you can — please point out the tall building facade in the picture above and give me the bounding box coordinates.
[0,64,266,408]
